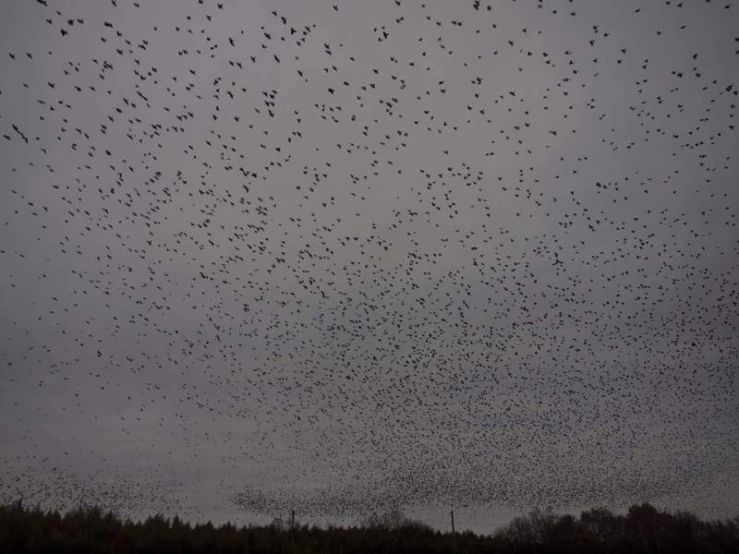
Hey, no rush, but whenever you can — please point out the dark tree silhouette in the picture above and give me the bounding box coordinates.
[1,499,738,554]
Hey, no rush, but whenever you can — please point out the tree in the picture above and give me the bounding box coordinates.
[269,516,286,531]
[361,507,431,532]
[497,507,559,545]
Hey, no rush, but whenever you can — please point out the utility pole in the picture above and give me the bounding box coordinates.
[290,510,295,533]
[450,509,456,554]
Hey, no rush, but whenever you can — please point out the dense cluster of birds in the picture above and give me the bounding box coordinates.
[1,0,738,531]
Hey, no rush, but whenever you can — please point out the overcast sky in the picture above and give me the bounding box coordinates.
[1,0,738,534]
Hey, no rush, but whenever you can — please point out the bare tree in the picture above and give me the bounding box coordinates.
[361,506,431,532]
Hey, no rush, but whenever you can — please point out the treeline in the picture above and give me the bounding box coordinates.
[1,499,739,553]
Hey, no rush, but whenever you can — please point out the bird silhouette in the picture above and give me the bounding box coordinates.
[1,0,738,531]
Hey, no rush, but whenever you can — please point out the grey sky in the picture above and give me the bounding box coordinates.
[1,0,738,534]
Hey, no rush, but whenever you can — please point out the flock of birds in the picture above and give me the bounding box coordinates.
[1,0,738,531]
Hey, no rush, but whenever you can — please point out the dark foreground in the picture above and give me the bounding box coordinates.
[1,500,738,554]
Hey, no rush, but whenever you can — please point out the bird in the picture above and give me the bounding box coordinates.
[1,0,738,533]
